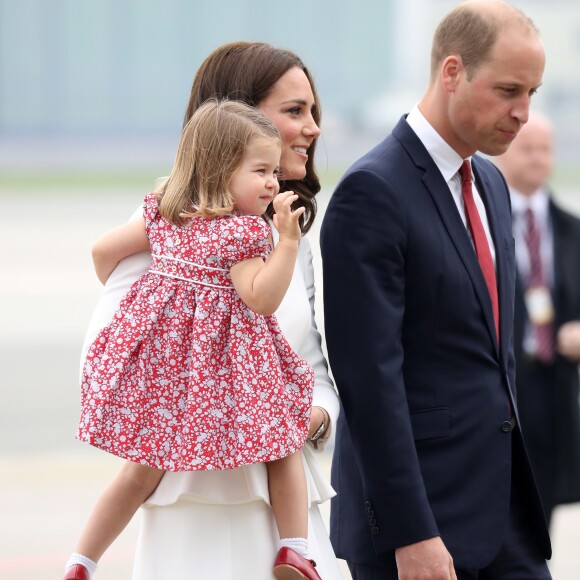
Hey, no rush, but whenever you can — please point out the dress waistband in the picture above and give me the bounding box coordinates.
[149,254,234,290]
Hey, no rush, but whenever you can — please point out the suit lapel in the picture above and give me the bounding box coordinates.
[423,163,500,356]
[393,119,501,357]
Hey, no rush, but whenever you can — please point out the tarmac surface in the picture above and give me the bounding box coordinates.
[1,187,579,579]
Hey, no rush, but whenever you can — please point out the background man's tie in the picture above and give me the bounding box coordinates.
[524,207,556,363]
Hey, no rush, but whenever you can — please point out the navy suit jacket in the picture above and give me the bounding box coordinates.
[320,117,550,569]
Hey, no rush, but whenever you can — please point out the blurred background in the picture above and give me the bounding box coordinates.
[1,0,579,578]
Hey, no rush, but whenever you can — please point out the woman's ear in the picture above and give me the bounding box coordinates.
[441,55,463,93]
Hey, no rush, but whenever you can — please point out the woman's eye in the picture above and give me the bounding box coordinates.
[288,107,301,115]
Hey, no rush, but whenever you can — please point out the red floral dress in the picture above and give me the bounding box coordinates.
[77,193,314,471]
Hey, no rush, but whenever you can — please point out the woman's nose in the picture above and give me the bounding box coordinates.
[303,115,321,138]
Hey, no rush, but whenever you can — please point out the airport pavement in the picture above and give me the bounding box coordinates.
[1,451,580,579]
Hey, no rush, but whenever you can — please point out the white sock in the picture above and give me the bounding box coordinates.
[280,537,310,559]
[65,553,98,577]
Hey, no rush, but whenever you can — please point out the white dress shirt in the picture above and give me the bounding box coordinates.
[510,187,554,356]
[510,187,553,286]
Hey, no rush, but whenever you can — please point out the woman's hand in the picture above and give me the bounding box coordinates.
[308,406,330,447]
[308,406,325,439]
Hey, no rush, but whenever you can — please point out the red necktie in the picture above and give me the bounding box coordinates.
[459,160,500,344]
[524,207,556,363]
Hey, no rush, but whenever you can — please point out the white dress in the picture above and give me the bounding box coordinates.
[81,209,342,579]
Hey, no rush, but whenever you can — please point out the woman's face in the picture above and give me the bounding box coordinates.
[258,67,320,181]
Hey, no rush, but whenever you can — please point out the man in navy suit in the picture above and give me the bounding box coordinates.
[321,1,551,578]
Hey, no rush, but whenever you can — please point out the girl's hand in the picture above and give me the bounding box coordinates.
[272,191,305,243]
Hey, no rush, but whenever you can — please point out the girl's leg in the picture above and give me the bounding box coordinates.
[74,461,164,562]
[267,450,307,540]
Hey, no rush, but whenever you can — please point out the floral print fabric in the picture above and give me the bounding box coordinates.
[77,193,314,471]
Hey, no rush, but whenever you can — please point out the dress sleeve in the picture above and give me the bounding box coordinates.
[143,192,160,233]
[219,216,271,268]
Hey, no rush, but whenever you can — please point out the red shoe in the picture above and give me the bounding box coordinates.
[273,547,322,579]
[63,564,90,580]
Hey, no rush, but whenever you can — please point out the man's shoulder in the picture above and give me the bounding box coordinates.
[550,196,580,232]
[340,120,419,183]
[472,154,504,179]
[472,155,511,199]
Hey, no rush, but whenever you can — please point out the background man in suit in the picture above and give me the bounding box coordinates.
[321,1,551,578]
[496,112,580,527]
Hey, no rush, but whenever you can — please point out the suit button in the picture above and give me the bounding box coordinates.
[367,509,374,517]
[369,518,377,526]
[365,500,372,509]
[371,526,380,535]
[500,419,514,433]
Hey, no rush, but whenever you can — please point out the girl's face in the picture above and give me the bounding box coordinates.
[229,137,281,216]
[258,67,320,181]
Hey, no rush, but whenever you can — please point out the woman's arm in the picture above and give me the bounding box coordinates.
[231,192,304,315]
[81,206,152,374]
[299,237,340,450]
[92,217,149,284]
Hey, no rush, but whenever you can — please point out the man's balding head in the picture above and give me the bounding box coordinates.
[430,0,540,82]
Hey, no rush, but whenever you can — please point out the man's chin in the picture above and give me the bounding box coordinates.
[482,143,512,157]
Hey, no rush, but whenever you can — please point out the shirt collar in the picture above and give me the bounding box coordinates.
[406,104,468,182]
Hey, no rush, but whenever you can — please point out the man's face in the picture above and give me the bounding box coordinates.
[447,27,545,158]
[498,117,554,195]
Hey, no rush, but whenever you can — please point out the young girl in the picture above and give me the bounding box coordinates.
[64,100,321,580]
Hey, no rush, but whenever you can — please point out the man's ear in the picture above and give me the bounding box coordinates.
[441,55,464,93]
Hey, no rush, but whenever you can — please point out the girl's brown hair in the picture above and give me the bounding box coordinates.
[156,99,280,224]
[182,41,321,234]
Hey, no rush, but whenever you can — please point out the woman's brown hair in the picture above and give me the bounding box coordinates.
[182,41,321,234]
